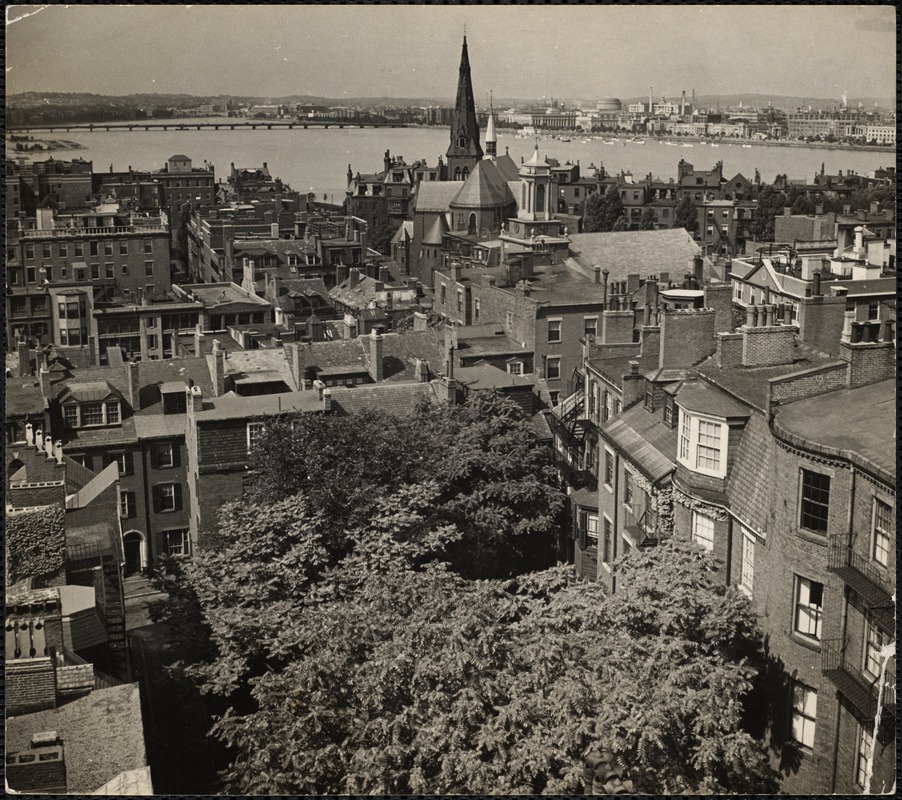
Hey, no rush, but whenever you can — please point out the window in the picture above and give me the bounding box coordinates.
[623,471,633,506]
[25,244,35,260]
[602,517,613,564]
[505,310,514,332]
[119,241,129,255]
[106,263,115,279]
[119,491,134,518]
[663,397,675,427]
[867,301,878,320]
[144,239,154,254]
[27,266,37,283]
[247,421,266,451]
[81,402,104,426]
[604,449,614,488]
[585,512,599,542]
[456,290,464,314]
[43,243,53,259]
[855,723,874,788]
[583,317,597,339]
[549,391,560,406]
[872,498,891,566]
[74,242,83,257]
[156,441,175,468]
[696,419,722,472]
[439,283,446,304]
[863,622,887,680]
[740,530,755,595]
[545,357,561,380]
[108,451,131,475]
[793,577,823,641]
[63,405,78,427]
[161,528,190,556]
[691,511,715,551]
[790,683,817,750]
[158,483,180,512]
[474,298,480,320]
[547,318,562,343]
[59,243,68,258]
[145,261,154,277]
[104,242,113,256]
[679,410,690,460]
[507,361,523,375]
[800,469,830,533]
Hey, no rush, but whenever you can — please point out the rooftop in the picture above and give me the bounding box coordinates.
[772,378,895,483]
[6,684,149,794]
[603,401,677,483]
[567,229,702,282]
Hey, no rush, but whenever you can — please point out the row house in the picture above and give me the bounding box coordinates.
[6,157,95,227]
[559,282,895,793]
[7,205,171,355]
[328,266,420,334]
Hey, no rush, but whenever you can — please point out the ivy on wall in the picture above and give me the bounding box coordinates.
[7,506,66,584]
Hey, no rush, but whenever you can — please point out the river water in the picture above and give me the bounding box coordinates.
[12,120,892,200]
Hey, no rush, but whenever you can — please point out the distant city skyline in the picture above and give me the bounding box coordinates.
[7,4,896,103]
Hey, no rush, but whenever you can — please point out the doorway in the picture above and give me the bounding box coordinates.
[122,530,146,576]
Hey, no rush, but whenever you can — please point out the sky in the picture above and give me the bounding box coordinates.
[6,4,896,102]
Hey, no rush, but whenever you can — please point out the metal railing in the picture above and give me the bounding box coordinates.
[822,638,896,721]
[20,224,167,238]
[826,534,894,629]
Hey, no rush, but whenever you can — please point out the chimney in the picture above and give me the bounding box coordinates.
[783,206,792,217]
[812,271,822,297]
[6,739,67,794]
[414,358,430,382]
[349,267,361,289]
[815,204,824,215]
[336,264,350,285]
[194,324,206,357]
[44,434,54,460]
[854,225,864,253]
[211,339,225,396]
[843,204,851,215]
[412,311,428,331]
[368,330,384,382]
[189,384,203,412]
[692,255,704,286]
[313,379,326,400]
[271,222,279,239]
[38,366,51,407]
[17,339,31,377]
[628,360,639,375]
[53,441,63,465]
[127,361,140,410]
[25,422,34,447]
[378,265,390,283]
[592,265,602,284]
[450,262,460,282]
[745,305,756,328]
[840,310,856,343]
[322,388,332,412]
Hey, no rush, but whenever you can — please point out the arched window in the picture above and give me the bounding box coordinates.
[454,167,462,180]
[462,167,469,180]
[536,183,546,213]
[468,213,477,235]
[458,136,466,148]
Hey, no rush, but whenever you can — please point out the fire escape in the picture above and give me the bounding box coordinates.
[622,503,661,550]
[547,387,596,491]
[822,533,896,741]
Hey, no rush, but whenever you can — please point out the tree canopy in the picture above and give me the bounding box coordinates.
[673,194,699,235]
[583,187,626,233]
[639,206,657,230]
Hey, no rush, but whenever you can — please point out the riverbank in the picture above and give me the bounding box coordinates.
[8,137,87,153]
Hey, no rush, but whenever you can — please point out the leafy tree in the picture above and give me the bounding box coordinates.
[790,194,816,215]
[599,188,627,231]
[612,213,628,231]
[639,206,657,230]
[369,218,395,254]
[582,190,606,232]
[673,194,699,235]
[751,184,787,240]
[583,187,626,233]
[157,529,779,795]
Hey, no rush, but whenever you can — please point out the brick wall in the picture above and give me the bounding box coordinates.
[600,311,635,344]
[197,420,251,468]
[840,341,895,389]
[797,294,846,356]
[639,325,660,358]
[767,362,848,409]
[7,658,58,715]
[717,332,743,367]
[196,469,245,551]
[8,482,67,508]
[703,283,734,333]
[659,309,716,369]
[741,325,797,367]
[56,662,94,695]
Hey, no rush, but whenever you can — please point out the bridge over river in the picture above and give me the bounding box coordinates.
[11,120,407,133]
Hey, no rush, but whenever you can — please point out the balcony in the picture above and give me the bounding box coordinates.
[827,534,895,633]
[622,503,660,549]
[822,638,895,739]
[20,224,167,238]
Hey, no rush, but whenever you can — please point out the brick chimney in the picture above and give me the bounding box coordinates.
[841,327,895,388]
[194,324,206,357]
[127,361,140,410]
[349,267,362,290]
[322,388,332,412]
[658,309,716,369]
[740,311,796,367]
[6,737,66,793]
[412,311,428,331]
[211,339,226,397]
[796,292,846,356]
[601,310,634,343]
[368,330,384,382]
[336,264,349,285]
[39,365,52,405]
[286,342,303,387]
[640,325,660,358]
[703,282,733,333]
[17,339,31,376]
[189,385,203,412]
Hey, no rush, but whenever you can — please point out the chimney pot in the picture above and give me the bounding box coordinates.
[54,441,63,465]
[44,435,54,459]
[628,360,639,375]
[25,423,34,447]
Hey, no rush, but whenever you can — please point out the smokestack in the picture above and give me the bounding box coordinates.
[211,339,225,397]
[649,86,653,113]
[25,423,34,447]
[17,339,30,377]
[812,271,822,297]
[54,441,63,465]
[681,90,686,115]
[127,361,140,410]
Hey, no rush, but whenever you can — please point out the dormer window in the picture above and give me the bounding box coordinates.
[677,409,726,478]
[62,399,122,428]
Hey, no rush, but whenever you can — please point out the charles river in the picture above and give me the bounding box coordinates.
[22,121,891,201]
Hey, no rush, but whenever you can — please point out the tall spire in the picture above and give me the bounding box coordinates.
[485,90,497,159]
[446,34,483,180]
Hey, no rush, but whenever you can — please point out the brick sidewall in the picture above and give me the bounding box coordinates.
[7,659,57,715]
[742,325,796,367]
[768,362,849,407]
[659,310,716,369]
[840,341,895,389]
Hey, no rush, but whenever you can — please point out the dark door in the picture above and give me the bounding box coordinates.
[123,532,143,576]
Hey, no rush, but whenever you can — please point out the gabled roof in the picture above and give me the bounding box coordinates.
[567,229,701,280]
[423,214,450,245]
[58,381,120,404]
[451,159,516,210]
[603,403,677,483]
[414,181,464,213]
[494,152,521,182]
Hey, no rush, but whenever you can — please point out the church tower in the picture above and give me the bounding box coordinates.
[446,35,483,181]
[484,96,497,160]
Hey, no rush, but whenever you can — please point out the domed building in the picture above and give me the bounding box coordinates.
[595,98,622,112]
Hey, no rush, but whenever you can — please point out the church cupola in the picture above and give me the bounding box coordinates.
[446,35,483,181]
[517,144,553,222]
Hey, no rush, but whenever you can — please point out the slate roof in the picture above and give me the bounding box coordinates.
[423,214,449,245]
[567,229,701,280]
[6,377,48,417]
[772,378,895,484]
[602,402,678,483]
[455,363,536,391]
[725,411,776,536]
[414,181,464,213]
[676,380,750,418]
[195,390,323,421]
[327,381,439,416]
[450,160,516,210]
[391,220,414,245]
[6,684,149,795]
[58,381,120,403]
[494,152,521,182]
[587,351,658,387]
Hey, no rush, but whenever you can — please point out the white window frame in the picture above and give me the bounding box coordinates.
[739,527,755,596]
[161,527,190,556]
[676,409,727,478]
[507,361,523,375]
[855,722,874,788]
[247,421,266,452]
[156,441,175,468]
[545,356,561,381]
[872,498,892,567]
[793,576,823,641]
[790,683,817,750]
[547,318,562,343]
[583,316,597,339]
[159,483,178,513]
[692,510,715,552]
[119,490,132,519]
[862,621,886,680]
[603,448,615,490]
[585,512,599,542]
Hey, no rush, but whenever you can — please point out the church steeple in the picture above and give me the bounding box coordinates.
[485,91,497,159]
[446,35,483,181]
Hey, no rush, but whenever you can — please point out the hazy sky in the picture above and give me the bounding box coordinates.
[6,4,896,102]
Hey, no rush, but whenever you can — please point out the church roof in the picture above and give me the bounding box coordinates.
[414,182,463,213]
[423,214,450,245]
[450,160,516,210]
[494,152,521,182]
